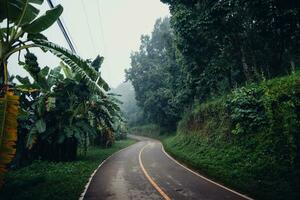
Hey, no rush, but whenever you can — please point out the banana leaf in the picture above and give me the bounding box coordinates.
[0,92,19,187]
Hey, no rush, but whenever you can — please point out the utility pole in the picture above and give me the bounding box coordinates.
[46,0,77,53]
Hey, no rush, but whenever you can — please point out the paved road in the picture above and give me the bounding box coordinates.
[83,135,252,200]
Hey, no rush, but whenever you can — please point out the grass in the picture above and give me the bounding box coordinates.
[131,71,300,200]
[0,139,135,200]
[162,134,299,200]
[161,72,300,200]
[162,135,253,194]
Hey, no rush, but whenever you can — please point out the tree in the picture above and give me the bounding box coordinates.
[126,18,189,129]
[161,0,300,100]
[0,0,117,183]
[14,53,121,162]
[0,0,62,186]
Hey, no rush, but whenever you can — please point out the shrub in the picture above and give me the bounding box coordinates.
[168,72,300,200]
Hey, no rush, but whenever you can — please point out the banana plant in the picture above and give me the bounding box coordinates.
[0,1,110,97]
[0,0,118,178]
[0,0,63,187]
[59,59,122,151]
[0,91,19,187]
[32,39,110,96]
[15,54,121,160]
[0,0,63,85]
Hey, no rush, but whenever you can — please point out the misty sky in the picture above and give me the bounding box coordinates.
[9,0,170,88]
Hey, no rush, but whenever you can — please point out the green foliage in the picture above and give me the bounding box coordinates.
[161,0,300,101]
[130,124,167,138]
[0,1,63,85]
[128,2,300,199]
[0,0,124,190]
[0,0,43,25]
[22,5,63,34]
[0,140,135,200]
[227,72,300,137]
[228,86,267,135]
[126,18,190,128]
[14,53,122,162]
[166,72,300,200]
[113,120,128,141]
[32,39,110,95]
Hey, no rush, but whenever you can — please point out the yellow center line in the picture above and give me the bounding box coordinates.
[139,143,172,200]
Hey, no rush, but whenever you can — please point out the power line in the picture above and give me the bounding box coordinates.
[95,0,111,81]
[96,0,107,57]
[60,16,79,52]
[46,0,77,53]
[80,0,97,55]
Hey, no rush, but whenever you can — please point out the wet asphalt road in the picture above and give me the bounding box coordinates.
[83,135,252,200]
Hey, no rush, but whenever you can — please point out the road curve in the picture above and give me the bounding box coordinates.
[83,135,252,200]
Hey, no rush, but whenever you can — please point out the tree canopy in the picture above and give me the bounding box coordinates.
[162,0,300,100]
[126,18,190,128]
[126,0,300,129]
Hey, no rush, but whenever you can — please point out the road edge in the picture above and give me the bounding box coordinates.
[78,142,136,200]
[160,143,254,200]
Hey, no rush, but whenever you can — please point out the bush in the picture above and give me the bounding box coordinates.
[227,85,267,135]
[0,140,135,200]
[130,124,165,138]
[115,132,127,141]
[166,72,300,200]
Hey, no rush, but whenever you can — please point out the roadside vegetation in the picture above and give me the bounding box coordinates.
[130,124,163,138]
[0,0,129,197]
[164,72,300,200]
[125,1,300,200]
[1,1,300,200]
[0,139,135,200]
[132,72,300,200]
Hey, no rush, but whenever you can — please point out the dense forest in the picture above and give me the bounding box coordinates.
[126,1,300,199]
[127,0,300,128]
